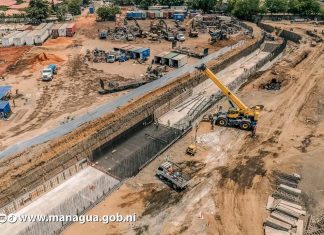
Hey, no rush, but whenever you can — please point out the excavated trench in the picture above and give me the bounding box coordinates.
[92,115,182,179]
[1,30,285,210]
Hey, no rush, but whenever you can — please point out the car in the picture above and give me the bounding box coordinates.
[177,33,185,42]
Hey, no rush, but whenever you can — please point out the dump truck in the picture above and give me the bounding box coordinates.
[156,161,189,190]
[41,64,57,81]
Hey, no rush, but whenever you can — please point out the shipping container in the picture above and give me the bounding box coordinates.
[173,14,185,21]
[1,31,19,47]
[162,52,178,65]
[43,22,54,34]
[66,23,76,37]
[51,24,62,39]
[13,30,30,46]
[34,23,47,30]
[170,54,188,67]
[126,11,146,19]
[170,6,188,11]
[58,23,68,37]
[148,6,168,11]
[17,25,32,31]
[34,29,49,45]
[147,11,155,19]
[161,11,169,19]
[25,30,38,46]
[189,12,199,19]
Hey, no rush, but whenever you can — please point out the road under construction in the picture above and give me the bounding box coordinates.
[0,19,324,235]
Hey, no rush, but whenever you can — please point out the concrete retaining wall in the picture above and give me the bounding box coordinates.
[0,36,266,209]
[258,22,302,43]
[0,159,88,214]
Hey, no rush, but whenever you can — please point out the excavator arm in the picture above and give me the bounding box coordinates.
[196,63,248,111]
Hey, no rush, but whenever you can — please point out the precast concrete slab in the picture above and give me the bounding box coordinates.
[158,49,271,127]
[0,167,120,235]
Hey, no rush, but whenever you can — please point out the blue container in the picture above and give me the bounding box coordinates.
[89,6,95,14]
[127,11,134,19]
[173,14,185,21]
[128,11,146,19]
[0,101,11,114]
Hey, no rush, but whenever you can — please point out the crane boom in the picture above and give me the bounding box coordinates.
[197,64,248,111]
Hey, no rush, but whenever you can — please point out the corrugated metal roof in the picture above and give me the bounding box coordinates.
[172,54,187,60]
[155,51,170,57]
[128,46,142,52]
[134,48,149,53]
[0,100,10,110]
[0,86,12,100]
[163,52,178,59]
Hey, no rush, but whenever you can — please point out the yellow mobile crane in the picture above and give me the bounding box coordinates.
[196,63,260,131]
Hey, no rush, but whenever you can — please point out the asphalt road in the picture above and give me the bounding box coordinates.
[0,40,245,159]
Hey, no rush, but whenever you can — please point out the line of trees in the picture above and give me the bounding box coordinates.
[227,0,322,20]
[26,0,90,22]
[24,0,324,22]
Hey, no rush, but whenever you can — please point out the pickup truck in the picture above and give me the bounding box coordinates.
[41,64,57,81]
[156,161,189,190]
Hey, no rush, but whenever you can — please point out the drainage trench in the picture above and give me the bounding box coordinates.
[92,115,182,179]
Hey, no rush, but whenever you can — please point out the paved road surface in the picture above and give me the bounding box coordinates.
[0,40,245,159]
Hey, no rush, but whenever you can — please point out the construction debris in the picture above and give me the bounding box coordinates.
[264,171,305,235]
[260,78,282,90]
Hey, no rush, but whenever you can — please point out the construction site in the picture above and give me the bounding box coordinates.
[0,4,324,235]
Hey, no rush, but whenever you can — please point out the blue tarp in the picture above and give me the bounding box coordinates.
[0,85,12,100]
[0,100,10,113]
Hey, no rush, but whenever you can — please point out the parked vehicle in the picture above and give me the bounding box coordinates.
[41,64,57,81]
[176,33,185,41]
[164,31,175,41]
[107,54,117,63]
[118,54,129,62]
[156,161,189,190]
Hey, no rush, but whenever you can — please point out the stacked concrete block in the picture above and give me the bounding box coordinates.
[264,171,305,235]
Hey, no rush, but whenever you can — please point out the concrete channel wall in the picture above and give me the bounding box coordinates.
[258,22,302,43]
[0,159,88,214]
[0,36,266,209]
[174,39,287,130]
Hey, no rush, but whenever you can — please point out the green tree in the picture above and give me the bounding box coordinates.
[27,0,49,21]
[68,0,82,15]
[265,0,288,13]
[96,6,121,21]
[16,0,24,4]
[298,0,320,15]
[56,3,68,20]
[288,0,320,14]
[186,0,217,13]
[288,0,300,13]
[232,0,260,20]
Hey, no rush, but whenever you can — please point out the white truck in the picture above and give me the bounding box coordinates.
[41,64,57,81]
[156,161,189,190]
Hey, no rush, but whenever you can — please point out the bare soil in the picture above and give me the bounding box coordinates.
[63,24,324,235]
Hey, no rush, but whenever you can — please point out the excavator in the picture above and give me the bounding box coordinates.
[196,63,260,132]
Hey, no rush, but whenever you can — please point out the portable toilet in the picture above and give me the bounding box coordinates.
[89,5,95,14]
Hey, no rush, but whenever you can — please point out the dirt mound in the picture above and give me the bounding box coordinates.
[43,37,73,46]
[30,53,65,71]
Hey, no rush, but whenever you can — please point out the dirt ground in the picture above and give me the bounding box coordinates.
[0,14,245,151]
[63,25,324,235]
